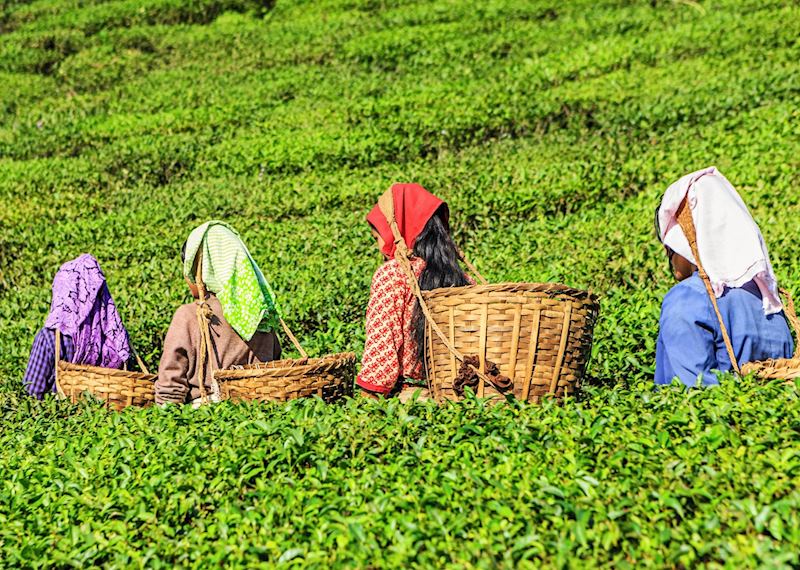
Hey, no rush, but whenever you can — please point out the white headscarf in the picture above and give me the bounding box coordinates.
[657,166,782,315]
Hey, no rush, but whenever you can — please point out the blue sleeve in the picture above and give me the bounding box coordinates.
[23,328,56,399]
[654,285,720,387]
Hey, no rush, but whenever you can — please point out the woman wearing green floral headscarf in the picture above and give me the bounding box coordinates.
[156,221,282,405]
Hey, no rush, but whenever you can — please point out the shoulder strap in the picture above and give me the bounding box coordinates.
[194,249,217,403]
[779,288,800,359]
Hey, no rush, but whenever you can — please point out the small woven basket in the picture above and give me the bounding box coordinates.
[422,283,599,402]
[375,189,599,403]
[55,330,156,411]
[676,199,800,380]
[191,251,355,405]
[214,353,355,403]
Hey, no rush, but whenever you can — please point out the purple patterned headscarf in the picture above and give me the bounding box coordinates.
[44,254,132,368]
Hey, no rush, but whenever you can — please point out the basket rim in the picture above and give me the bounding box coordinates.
[215,352,356,379]
[741,357,800,371]
[57,360,156,382]
[422,281,598,301]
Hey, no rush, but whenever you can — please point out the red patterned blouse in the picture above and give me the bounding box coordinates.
[356,257,426,394]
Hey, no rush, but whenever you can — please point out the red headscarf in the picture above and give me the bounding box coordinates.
[367,183,448,258]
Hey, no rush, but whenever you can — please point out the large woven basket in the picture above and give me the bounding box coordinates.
[191,251,355,405]
[55,330,156,411]
[676,200,800,380]
[422,283,599,401]
[375,190,599,403]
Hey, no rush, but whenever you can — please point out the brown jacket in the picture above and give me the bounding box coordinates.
[156,295,281,404]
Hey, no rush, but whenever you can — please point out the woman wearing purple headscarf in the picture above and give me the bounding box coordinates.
[23,254,134,399]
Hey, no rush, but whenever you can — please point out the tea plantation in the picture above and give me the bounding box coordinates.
[1,0,800,567]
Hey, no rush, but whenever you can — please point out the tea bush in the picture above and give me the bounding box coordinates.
[1,0,799,566]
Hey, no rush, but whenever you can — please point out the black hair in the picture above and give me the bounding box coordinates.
[181,240,187,263]
[412,205,470,366]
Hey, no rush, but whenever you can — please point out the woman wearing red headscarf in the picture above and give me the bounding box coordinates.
[357,184,471,399]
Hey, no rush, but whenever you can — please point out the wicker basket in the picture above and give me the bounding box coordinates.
[676,199,800,380]
[54,330,156,411]
[375,189,600,403]
[214,353,355,403]
[191,251,355,405]
[422,283,599,402]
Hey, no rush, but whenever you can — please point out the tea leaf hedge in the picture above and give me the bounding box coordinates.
[1,0,799,566]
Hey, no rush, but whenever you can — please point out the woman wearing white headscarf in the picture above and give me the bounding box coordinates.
[654,167,793,386]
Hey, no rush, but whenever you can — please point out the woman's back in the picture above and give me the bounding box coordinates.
[357,257,425,394]
[656,273,793,386]
[156,295,280,404]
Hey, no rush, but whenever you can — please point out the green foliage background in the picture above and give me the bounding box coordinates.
[1,0,799,566]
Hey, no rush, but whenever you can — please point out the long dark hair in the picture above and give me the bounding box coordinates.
[412,205,470,366]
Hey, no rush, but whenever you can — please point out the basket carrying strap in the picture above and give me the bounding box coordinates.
[780,289,800,359]
[194,249,217,404]
[456,245,488,285]
[193,250,309,404]
[279,318,309,360]
[376,189,501,392]
[132,350,150,375]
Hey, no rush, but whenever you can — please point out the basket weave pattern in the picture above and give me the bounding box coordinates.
[214,353,356,403]
[57,362,156,410]
[54,330,155,411]
[424,283,599,402]
[741,359,800,379]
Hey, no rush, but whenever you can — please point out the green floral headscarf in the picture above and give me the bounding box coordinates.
[183,221,280,341]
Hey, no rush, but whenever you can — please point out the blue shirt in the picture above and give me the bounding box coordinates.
[655,273,794,387]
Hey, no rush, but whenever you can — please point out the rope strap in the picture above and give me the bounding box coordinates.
[133,350,150,375]
[280,317,308,360]
[779,288,800,359]
[194,250,218,404]
[456,245,488,285]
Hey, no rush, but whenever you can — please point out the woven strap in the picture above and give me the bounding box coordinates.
[194,249,218,403]
[674,199,800,372]
[779,288,800,359]
[193,250,309,404]
[455,245,488,285]
[376,189,502,393]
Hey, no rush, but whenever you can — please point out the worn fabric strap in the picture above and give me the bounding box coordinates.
[194,250,219,404]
